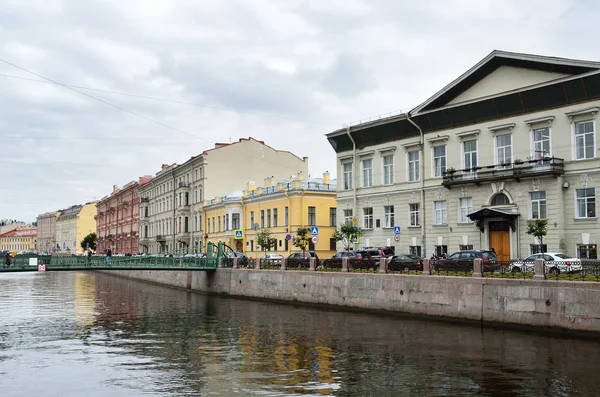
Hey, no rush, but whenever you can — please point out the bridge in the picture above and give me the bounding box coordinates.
[1,242,230,273]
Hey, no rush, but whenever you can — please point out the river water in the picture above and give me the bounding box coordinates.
[0,271,599,396]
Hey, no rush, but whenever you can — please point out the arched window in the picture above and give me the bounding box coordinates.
[491,193,510,206]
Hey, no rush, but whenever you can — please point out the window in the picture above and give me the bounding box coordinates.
[463,140,478,172]
[260,210,265,228]
[459,198,473,223]
[575,121,595,160]
[408,150,420,182]
[491,193,510,206]
[343,209,353,224]
[533,127,551,159]
[435,245,448,256]
[273,209,278,227]
[212,218,215,233]
[433,145,446,177]
[384,206,394,228]
[530,244,548,255]
[530,192,547,219]
[184,217,189,233]
[250,211,255,228]
[409,246,422,256]
[460,245,473,250]
[284,207,289,226]
[434,201,447,225]
[330,238,337,251]
[224,214,229,230]
[383,155,394,185]
[362,159,373,187]
[578,244,598,259]
[308,206,316,226]
[218,217,221,232]
[232,214,240,230]
[576,188,596,218]
[496,134,512,166]
[266,209,271,228]
[343,162,353,190]
[409,203,420,226]
[330,208,336,227]
[363,208,373,229]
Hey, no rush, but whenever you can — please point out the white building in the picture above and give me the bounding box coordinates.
[139,137,308,253]
[327,50,600,261]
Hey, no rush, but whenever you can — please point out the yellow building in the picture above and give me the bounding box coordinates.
[0,227,37,252]
[203,172,337,259]
[55,202,98,254]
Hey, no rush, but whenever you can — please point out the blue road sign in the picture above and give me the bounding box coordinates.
[234,229,244,239]
[350,234,359,244]
[311,226,319,236]
[285,234,292,241]
[393,226,401,235]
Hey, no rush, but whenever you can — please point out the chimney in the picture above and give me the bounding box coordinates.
[276,182,285,191]
[323,171,330,185]
[264,176,274,187]
[247,181,257,191]
[297,171,304,181]
[292,180,302,189]
[257,187,264,195]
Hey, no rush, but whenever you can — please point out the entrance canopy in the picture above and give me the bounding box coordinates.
[468,208,520,233]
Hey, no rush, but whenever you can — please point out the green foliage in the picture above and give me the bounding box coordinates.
[292,227,310,252]
[80,232,97,251]
[526,219,548,246]
[257,229,277,251]
[332,221,362,250]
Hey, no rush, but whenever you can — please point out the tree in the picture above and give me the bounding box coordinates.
[526,220,548,249]
[332,221,362,251]
[292,227,310,253]
[80,232,97,251]
[257,229,276,251]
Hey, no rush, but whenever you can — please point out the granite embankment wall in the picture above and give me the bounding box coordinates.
[100,269,600,335]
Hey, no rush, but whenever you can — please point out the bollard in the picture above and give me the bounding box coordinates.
[533,258,545,280]
[342,257,349,272]
[281,257,287,271]
[379,257,387,274]
[218,257,223,268]
[309,257,316,271]
[472,258,483,277]
[422,258,431,275]
[233,257,239,269]
[255,258,261,270]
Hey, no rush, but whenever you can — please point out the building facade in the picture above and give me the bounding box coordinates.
[0,227,37,252]
[55,202,97,254]
[36,211,59,253]
[327,50,600,260]
[139,137,309,254]
[203,172,337,259]
[96,177,152,254]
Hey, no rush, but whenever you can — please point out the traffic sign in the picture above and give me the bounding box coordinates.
[311,226,319,236]
[352,217,357,224]
[394,234,401,242]
[234,229,244,239]
[311,236,319,244]
[350,234,359,244]
[285,234,292,241]
[37,264,46,272]
[393,226,401,235]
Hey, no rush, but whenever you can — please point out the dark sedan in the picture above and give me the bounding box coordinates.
[386,254,423,272]
[434,250,499,272]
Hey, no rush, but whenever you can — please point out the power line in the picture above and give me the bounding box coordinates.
[0,72,336,126]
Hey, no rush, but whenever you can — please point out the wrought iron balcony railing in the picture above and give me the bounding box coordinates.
[442,157,564,188]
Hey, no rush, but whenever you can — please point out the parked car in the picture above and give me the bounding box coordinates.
[387,254,423,272]
[261,254,284,261]
[434,250,499,272]
[331,251,366,260]
[227,252,248,267]
[362,246,395,259]
[288,251,320,265]
[508,253,582,274]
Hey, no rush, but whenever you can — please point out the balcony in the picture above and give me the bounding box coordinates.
[442,157,564,188]
[176,182,191,193]
[176,231,190,243]
[156,235,166,242]
[140,197,149,203]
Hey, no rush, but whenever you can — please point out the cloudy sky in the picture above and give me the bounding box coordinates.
[1,0,599,222]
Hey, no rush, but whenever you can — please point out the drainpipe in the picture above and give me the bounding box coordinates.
[406,113,426,257]
[172,171,176,254]
[345,127,357,225]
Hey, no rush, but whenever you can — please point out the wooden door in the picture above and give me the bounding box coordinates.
[489,223,510,262]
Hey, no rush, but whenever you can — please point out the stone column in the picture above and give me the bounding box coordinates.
[472,258,483,277]
[280,257,287,271]
[218,257,223,268]
[254,258,261,270]
[309,257,316,271]
[379,258,387,274]
[533,258,545,280]
[233,257,238,269]
[342,257,349,272]
[422,258,430,276]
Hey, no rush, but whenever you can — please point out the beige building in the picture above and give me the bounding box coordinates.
[36,211,60,253]
[327,50,600,261]
[0,227,37,252]
[139,137,309,253]
[55,202,98,254]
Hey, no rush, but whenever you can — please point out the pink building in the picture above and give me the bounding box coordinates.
[96,176,152,254]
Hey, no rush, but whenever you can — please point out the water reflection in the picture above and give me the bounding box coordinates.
[0,271,599,396]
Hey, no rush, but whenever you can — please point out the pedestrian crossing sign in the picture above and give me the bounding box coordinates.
[350,234,359,244]
[311,227,319,236]
[234,229,244,239]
